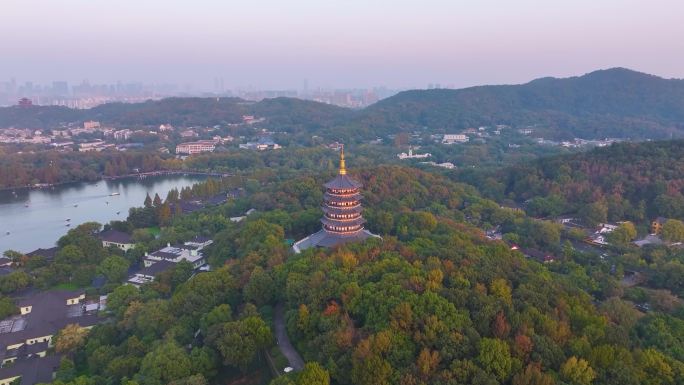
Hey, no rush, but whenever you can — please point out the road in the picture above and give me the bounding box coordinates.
[274,302,305,371]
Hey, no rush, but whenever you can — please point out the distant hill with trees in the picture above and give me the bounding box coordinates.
[460,140,684,225]
[2,68,684,139]
[0,97,352,132]
[358,68,684,139]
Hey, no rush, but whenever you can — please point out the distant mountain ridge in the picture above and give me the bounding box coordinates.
[0,97,352,133]
[358,68,684,139]
[1,68,683,139]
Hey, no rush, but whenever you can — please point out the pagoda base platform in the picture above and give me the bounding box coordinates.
[292,229,380,253]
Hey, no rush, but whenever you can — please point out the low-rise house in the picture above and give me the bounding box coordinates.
[78,140,111,152]
[0,354,61,385]
[127,260,176,287]
[25,247,58,261]
[398,147,431,159]
[239,137,281,150]
[0,290,100,369]
[586,222,621,246]
[99,230,135,251]
[143,243,207,269]
[556,216,577,225]
[633,234,665,248]
[420,161,455,169]
[127,236,213,286]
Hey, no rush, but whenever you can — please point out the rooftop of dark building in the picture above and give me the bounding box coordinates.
[0,290,100,348]
[137,260,176,277]
[99,229,134,244]
[0,355,61,385]
[25,247,59,260]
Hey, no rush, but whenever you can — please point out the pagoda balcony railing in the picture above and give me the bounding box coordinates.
[322,203,362,210]
[325,214,362,221]
[325,190,360,197]
[324,201,361,207]
[324,225,364,233]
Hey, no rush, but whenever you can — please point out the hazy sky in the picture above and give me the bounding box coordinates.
[2,0,683,89]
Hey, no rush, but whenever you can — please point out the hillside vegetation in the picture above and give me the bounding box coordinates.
[2,68,684,140]
[460,140,684,225]
[359,68,684,139]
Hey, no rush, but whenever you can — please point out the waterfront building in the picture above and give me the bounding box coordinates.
[293,148,379,253]
[99,230,135,251]
[175,140,216,155]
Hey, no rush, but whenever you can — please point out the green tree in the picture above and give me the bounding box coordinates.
[607,222,637,245]
[661,219,684,242]
[243,267,276,306]
[512,364,555,385]
[0,295,16,319]
[478,338,514,381]
[55,324,90,353]
[97,255,130,283]
[208,316,272,371]
[580,202,608,227]
[153,193,162,207]
[138,341,192,385]
[297,362,330,385]
[107,284,141,317]
[200,304,232,333]
[560,356,596,385]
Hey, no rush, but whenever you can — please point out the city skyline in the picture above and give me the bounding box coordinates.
[2,0,683,89]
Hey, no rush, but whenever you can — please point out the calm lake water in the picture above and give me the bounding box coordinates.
[0,175,207,253]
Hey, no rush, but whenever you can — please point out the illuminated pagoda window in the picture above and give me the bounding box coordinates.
[292,147,380,253]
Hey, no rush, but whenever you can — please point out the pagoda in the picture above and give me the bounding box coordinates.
[293,147,379,253]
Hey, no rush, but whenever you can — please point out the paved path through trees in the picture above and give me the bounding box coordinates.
[274,302,305,371]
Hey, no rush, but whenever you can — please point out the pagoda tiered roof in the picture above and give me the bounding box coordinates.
[321,204,363,215]
[323,192,363,203]
[324,174,363,190]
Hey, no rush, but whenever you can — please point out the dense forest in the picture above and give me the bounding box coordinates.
[2,68,684,140]
[2,160,682,385]
[460,140,684,226]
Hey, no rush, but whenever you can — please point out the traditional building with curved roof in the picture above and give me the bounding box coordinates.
[292,148,380,253]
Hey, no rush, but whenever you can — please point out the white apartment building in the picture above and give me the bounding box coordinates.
[442,134,469,144]
[175,140,216,155]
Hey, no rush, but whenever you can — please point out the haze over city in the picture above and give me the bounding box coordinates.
[3,0,684,90]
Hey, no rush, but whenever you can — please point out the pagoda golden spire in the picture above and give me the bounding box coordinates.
[339,146,347,175]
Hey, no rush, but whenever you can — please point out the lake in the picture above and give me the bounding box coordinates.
[0,175,207,253]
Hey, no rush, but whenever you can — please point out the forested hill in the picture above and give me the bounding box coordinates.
[358,68,684,139]
[3,68,684,139]
[460,140,684,224]
[0,97,352,130]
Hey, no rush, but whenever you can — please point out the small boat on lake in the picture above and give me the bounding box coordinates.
[73,204,78,207]
[66,218,71,222]
[110,192,120,196]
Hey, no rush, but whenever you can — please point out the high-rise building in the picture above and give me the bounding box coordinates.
[293,148,380,253]
[51,81,69,96]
